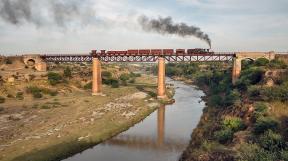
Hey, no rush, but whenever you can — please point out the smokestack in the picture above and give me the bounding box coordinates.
[138,15,211,48]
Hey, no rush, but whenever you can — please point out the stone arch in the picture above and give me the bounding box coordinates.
[26,59,36,67]
[232,52,275,84]
[23,55,47,72]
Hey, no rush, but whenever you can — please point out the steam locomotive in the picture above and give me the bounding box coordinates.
[96,48,211,56]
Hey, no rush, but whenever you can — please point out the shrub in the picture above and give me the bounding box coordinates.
[5,59,12,64]
[0,96,5,103]
[63,66,72,78]
[223,89,240,106]
[0,106,4,112]
[47,72,62,86]
[16,92,24,100]
[214,128,233,144]
[253,102,268,120]
[281,150,288,161]
[111,79,119,88]
[49,91,58,96]
[102,71,112,79]
[248,86,261,99]
[255,58,269,66]
[147,91,157,97]
[128,78,135,83]
[84,82,92,90]
[222,116,245,132]
[209,95,223,107]
[269,59,287,69]
[119,73,130,81]
[26,86,43,98]
[254,117,278,134]
[237,143,277,161]
[33,92,43,98]
[258,130,286,152]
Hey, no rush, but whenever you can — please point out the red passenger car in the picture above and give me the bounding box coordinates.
[151,49,162,55]
[176,49,185,55]
[163,49,174,55]
[127,50,139,55]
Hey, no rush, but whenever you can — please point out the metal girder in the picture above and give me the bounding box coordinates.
[42,52,235,63]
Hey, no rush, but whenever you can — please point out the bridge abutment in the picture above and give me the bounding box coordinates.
[92,57,102,95]
[157,57,166,99]
[232,52,276,85]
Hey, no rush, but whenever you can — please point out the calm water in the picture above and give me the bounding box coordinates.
[63,79,205,161]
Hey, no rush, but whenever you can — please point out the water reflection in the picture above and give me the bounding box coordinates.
[157,105,165,146]
[63,79,205,161]
[103,104,187,152]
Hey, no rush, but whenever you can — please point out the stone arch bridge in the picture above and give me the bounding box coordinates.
[20,50,282,98]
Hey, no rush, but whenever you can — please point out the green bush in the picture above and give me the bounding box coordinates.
[281,150,288,161]
[84,82,92,90]
[237,68,265,90]
[238,143,277,161]
[253,102,268,120]
[102,71,112,79]
[248,86,261,98]
[258,130,286,152]
[147,91,157,97]
[63,67,72,78]
[128,78,135,83]
[268,59,287,69]
[47,72,63,86]
[111,79,119,88]
[260,86,288,102]
[129,72,141,77]
[16,92,24,100]
[33,92,43,98]
[222,117,245,132]
[214,128,233,144]
[0,96,5,103]
[26,86,43,98]
[255,58,269,66]
[254,117,278,134]
[209,95,223,107]
[119,73,130,81]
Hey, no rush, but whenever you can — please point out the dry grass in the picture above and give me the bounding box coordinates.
[0,74,159,161]
[269,101,288,118]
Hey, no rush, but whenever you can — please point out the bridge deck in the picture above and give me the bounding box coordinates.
[41,52,235,62]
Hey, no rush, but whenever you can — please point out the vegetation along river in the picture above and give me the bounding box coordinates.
[63,78,205,161]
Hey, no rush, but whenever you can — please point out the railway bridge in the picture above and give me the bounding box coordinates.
[22,49,276,98]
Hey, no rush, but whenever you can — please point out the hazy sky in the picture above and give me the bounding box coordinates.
[0,0,287,55]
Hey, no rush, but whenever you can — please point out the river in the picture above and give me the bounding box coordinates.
[63,79,205,161]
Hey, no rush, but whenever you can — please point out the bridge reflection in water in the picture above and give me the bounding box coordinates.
[103,105,187,152]
[63,79,205,161]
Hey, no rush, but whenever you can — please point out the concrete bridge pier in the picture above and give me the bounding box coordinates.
[157,57,166,99]
[92,57,102,95]
[232,58,241,85]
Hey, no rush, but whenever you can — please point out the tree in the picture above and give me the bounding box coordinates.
[47,72,63,85]
[64,67,72,78]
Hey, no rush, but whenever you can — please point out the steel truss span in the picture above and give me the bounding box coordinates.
[41,53,235,63]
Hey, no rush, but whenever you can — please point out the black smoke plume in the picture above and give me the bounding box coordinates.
[0,0,94,27]
[138,15,211,48]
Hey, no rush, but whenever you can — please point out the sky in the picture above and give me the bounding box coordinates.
[0,0,287,55]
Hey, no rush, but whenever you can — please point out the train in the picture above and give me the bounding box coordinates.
[95,48,212,56]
